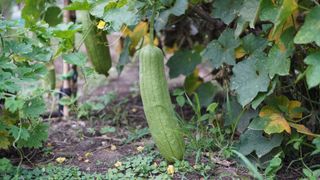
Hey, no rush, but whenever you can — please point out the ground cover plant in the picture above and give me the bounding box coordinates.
[1,0,320,179]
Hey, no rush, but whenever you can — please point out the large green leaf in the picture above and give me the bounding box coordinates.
[196,82,222,107]
[17,123,48,148]
[201,29,240,68]
[211,0,242,25]
[304,52,320,89]
[235,0,261,37]
[167,50,201,78]
[62,52,87,66]
[238,129,283,158]
[21,0,46,27]
[44,6,63,26]
[231,54,270,107]
[242,34,268,55]
[266,46,291,79]
[155,0,188,31]
[102,5,139,31]
[294,6,320,46]
[259,0,278,22]
[64,1,90,10]
[22,98,46,119]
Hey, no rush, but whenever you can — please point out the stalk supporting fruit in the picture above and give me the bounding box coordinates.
[139,45,185,162]
[43,64,56,90]
[77,11,112,77]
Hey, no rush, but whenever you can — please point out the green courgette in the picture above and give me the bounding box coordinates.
[139,44,185,162]
[77,11,112,77]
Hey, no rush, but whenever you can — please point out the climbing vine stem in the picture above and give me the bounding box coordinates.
[149,1,157,45]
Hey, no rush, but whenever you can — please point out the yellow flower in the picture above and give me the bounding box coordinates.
[97,20,106,29]
[56,157,66,164]
[167,165,175,176]
[114,161,122,167]
[137,146,144,152]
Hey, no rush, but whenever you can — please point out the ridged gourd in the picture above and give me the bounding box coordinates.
[77,11,111,77]
[139,44,185,162]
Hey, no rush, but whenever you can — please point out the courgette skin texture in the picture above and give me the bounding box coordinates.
[139,45,185,162]
[77,11,111,77]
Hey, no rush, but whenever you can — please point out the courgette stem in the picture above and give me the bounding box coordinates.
[149,1,157,45]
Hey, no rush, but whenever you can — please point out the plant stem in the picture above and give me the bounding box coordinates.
[149,1,157,45]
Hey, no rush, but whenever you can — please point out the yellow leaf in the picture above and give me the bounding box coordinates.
[110,144,117,151]
[288,100,302,119]
[85,152,92,158]
[167,165,175,176]
[97,20,106,30]
[0,131,11,149]
[143,34,159,47]
[270,0,298,37]
[122,22,149,55]
[235,46,246,59]
[56,157,66,164]
[289,123,320,137]
[259,106,291,134]
[137,146,144,152]
[269,5,299,51]
[114,161,122,167]
[165,43,179,54]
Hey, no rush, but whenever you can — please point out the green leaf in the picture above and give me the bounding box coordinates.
[235,0,261,37]
[44,6,63,26]
[117,37,131,74]
[238,129,283,158]
[155,0,188,31]
[196,82,221,107]
[167,50,201,78]
[0,158,12,172]
[4,97,24,113]
[271,0,297,37]
[294,6,320,46]
[259,0,278,22]
[207,103,218,113]
[248,117,270,130]
[231,54,270,106]
[17,123,48,148]
[176,96,185,107]
[21,0,45,27]
[102,5,139,32]
[22,98,46,119]
[201,29,240,68]
[5,41,32,55]
[211,0,242,25]
[266,46,291,79]
[304,52,320,89]
[264,152,282,177]
[62,52,87,66]
[242,34,268,55]
[64,1,90,10]
[251,78,277,109]
[25,47,52,62]
[9,126,30,141]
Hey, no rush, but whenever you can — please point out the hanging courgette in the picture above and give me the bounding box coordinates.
[139,2,185,162]
[77,11,112,77]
